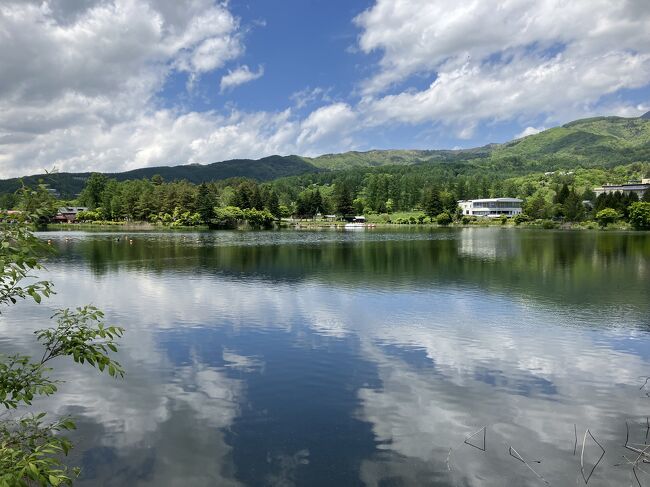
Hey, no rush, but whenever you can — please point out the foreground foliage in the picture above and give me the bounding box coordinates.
[1,202,124,486]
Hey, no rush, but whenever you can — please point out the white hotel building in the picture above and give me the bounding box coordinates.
[458,198,523,218]
[594,179,650,198]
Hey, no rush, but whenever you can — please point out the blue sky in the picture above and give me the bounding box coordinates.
[0,0,649,177]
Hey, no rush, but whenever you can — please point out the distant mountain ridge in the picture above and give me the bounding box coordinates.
[1,114,649,198]
[0,155,319,198]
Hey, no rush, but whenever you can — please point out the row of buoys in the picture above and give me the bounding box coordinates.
[47,236,133,245]
[112,236,134,244]
[47,237,73,244]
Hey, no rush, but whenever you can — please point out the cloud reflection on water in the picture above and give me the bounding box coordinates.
[0,229,648,486]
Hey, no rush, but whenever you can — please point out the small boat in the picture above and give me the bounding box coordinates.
[344,216,367,229]
[344,222,366,229]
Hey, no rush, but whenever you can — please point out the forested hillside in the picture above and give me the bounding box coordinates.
[0,155,319,198]
[490,116,650,168]
[1,115,649,201]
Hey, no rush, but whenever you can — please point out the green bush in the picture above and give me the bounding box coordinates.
[436,212,453,226]
[595,208,620,228]
[541,220,558,229]
[242,208,275,228]
[212,206,244,228]
[75,209,101,221]
[628,202,650,230]
[513,213,531,225]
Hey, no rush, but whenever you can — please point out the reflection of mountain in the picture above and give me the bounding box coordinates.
[45,229,650,310]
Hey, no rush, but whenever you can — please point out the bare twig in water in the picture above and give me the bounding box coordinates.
[505,443,549,485]
[463,426,487,452]
[580,429,605,485]
[621,422,650,486]
[633,466,642,487]
[446,426,488,480]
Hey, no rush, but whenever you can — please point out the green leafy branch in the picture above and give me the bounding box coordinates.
[0,414,79,487]
[0,211,54,310]
[1,306,124,411]
[1,188,125,486]
[0,307,124,486]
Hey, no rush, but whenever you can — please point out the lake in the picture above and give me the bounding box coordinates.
[2,227,650,486]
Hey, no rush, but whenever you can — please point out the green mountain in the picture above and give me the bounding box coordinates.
[1,114,649,198]
[305,146,493,170]
[490,116,650,167]
[307,115,650,171]
[0,155,319,198]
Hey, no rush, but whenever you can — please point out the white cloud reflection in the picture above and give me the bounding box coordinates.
[1,233,648,485]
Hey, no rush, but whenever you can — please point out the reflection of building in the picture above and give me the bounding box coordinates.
[594,179,650,198]
[458,198,523,218]
[458,227,521,260]
[53,206,87,223]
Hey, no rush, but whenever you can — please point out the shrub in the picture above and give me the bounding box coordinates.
[541,220,558,229]
[513,214,531,225]
[75,210,101,221]
[595,208,620,228]
[212,206,244,229]
[243,208,275,228]
[628,202,650,230]
[436,212,453,226]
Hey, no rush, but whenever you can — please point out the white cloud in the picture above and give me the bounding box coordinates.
[289,87,332,109]
[297,103,357,149]
[220,65,264,93]
[0,0,248,177]
[1,0,650,178]
[515,126,545,139]
[354,0,650,129]
[0,1,359,178]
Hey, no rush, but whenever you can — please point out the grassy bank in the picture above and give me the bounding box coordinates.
[48,221,158,231]
[46,217,639,232]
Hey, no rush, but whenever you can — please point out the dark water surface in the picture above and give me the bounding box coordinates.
[2,228,650,486]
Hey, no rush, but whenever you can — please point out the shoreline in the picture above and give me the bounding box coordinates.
[46,219,641,232]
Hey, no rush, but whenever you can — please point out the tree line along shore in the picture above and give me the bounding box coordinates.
[3,161,650,230]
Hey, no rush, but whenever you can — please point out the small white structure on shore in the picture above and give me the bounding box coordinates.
[458,198,523,218]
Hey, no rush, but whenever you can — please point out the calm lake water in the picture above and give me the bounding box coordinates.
[2,228,650,486]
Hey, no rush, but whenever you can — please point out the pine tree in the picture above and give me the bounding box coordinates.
[421,187,443,218]
[562,190,584,221]
[196,183,216,223]
[554,183,570,205]
[334,184,354,217]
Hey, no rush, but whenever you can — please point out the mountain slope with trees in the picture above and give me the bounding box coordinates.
[1,114,649,200]
[0,155,320,198]
[490,116,650,168]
